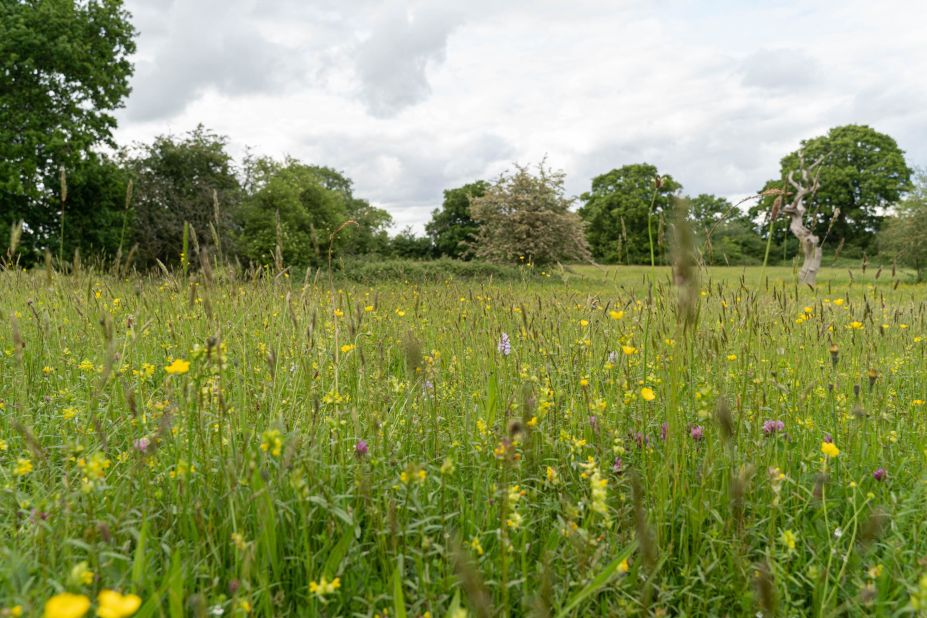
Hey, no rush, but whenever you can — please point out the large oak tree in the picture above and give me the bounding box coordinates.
[578,163,680,264]
[1,0,136,257]
[753,125,912,253]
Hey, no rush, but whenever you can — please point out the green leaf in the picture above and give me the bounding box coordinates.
[555,541,637,618]
[167,549,184,618]
[443,590,462,618]
[131,520,147,588]
[322,525,353,578]
[392,554,407,618]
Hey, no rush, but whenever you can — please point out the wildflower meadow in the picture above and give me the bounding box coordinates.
[2,264,927,617]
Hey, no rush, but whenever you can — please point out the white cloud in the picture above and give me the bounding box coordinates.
[116,0,927,232]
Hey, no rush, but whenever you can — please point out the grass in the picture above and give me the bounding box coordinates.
[1,263,926,617]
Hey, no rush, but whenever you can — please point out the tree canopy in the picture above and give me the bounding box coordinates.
[125,126,240,267]
[578,163,680,263]
[425,180,488,259]
[238,158,393,267]
[684,194,766,265]
[470,161,590,265]
[754,125,912,253]
[879,169,927,280]
[1,0,136,257]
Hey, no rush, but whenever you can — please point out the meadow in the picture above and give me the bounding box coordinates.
[2,263,926,617]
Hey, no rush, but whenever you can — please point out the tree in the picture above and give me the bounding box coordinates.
[578,163,680,263]
[781,154,826,285]
[237,158,346,267]
[754,125,912,253]
[470,161,590,265]
[389,227,434,260]
[425,180,488,259]
[684,194,766,265]
[879,169,927,280]
[51,153,131,261]
[305,165,392,257]
[126,126,240,268]
[237,158,392,267]
[0,0,136,258]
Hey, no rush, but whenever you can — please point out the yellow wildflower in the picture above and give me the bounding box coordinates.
[43,593,90,618]
[14,458,32,477]
[546,466,558,483]
[69,561,94,586]
[260,429,283,457]
[96,590,142,618]
[821,442,840,458]
[640,387,656,402]
[309,576,341,599]
[164,359,190,375]
[780,529,797,552]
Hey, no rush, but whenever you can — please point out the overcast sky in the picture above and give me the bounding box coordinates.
[114,0,927,232]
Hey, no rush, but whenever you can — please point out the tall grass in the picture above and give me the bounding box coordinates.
[1,263,926,616]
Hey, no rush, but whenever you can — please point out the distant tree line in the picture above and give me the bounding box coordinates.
[421,124,918,271]
[2,0,923,275]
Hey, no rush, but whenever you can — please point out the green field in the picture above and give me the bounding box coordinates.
[2,265,927,617]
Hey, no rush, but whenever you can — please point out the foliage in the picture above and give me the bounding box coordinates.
[471,161,591,265]
[752,125,912,252]
[579,163,680,263]
[238,158,391,267]
[335,257,531,282]
[2,266,926,616]
[685,194,767,265]
[0,0,136,259]
[300,164,393,257]
[389,227,434,260]
[879,169,927,280]
[125,126,240,268]
[55,153,132,261]
[426,181,489,259]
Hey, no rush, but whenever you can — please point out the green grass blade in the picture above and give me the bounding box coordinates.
[555,541,637,618]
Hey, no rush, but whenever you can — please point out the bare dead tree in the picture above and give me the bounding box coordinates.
[782,152,825,285]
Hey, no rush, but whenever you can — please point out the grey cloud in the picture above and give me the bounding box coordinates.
[353,2,463,117]
[739,48,822,93]
[571,107,825,202]
[114,1,927,230]
[124,0,290,121]
[302,130,514,228]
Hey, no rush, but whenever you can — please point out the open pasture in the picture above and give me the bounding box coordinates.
[2,265,926,616]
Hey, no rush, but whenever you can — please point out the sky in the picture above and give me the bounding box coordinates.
[114,0,927,233]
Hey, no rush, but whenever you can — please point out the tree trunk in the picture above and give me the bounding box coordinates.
[789,214,822,285]
[783,157,825,286]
